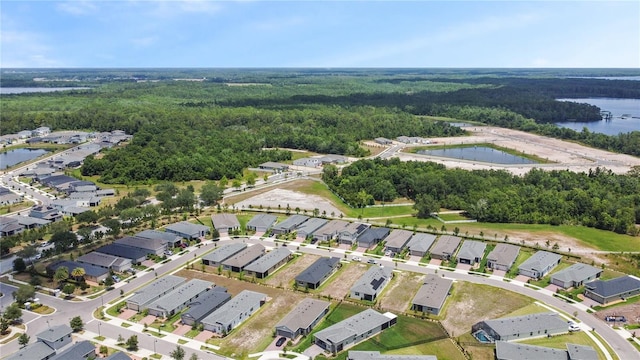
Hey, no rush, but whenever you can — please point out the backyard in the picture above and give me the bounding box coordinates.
[378,272,424,313]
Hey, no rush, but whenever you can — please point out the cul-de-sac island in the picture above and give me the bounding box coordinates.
[1,69,639,360]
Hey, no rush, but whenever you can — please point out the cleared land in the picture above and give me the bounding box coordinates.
[318,262,370,299]
[232,188,342,216]
[264,253,320,287]
[378,272,424,313]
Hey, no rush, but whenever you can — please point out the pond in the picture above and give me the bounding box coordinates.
[417,146,538,165]
[1,148,49,169]
[0,87,91,94]
[556,98,640,135]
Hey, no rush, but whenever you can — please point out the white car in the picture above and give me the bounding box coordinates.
[568,324,580,332]
[352,256,361,262]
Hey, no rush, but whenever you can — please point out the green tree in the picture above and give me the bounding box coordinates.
[126,335,139,350]
[54,267,69,284]
[76,210,99,224]
[12,284,35,304]
[219,176,229,188]
[29,274,42,287]
[71,267,86,282]
[170,345,186,360]
[4,303,23,323]
[51,231,78,252]
[0,317,9,334]
[200,182,223,206]
[414,194,439,219]
[69,316,84,332]
[189,354,198,360]
[18,333,30,347]
[232,179,242,191]
[62,283,76,297]
[246,173,257,188]
[13,258,26,273]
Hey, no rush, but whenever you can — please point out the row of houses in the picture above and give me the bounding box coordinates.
[202,243,293,278]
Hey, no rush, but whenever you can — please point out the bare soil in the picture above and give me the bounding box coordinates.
[378,271,424,313]
[318,262,369,300]
[597,302,640,326]
[265,254,320,288]
[232,188,342,216]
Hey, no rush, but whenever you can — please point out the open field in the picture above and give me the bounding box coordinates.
[378,272,424,313]
[318,262,369,299]
[264,253,320,287]
[232,187,343,217]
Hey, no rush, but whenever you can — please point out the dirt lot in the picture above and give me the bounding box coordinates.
[265,254,320,288]
[378,271,424,313]
[318,262,369,300]
[597,302,640,326]
[232,188,342,216]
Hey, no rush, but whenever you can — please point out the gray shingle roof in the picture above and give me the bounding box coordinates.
[47,260,109,278]
[495,341,567,360]
[550,263,602,285]
[314,220,349,238]
[314,309,396,345]
[5,341,56,360]
[127,275,186,306]
[273,215,309,232]
[357,227,390,245]
[244,247,291,273]
[201,290,266,327]
[339,222,370,237]
[222,244,265,268]
[136,230,182,244]
[276,298,330,334]
[246,214,278,229]
[202,243,247,264]
[384,229,413,249]
[566,343,598,360]
[115,236,165,251]
[584,275,640,298]
[147,279,213,314]
[295,257,340,284]
[96,244,150,261]
[36,324,73,342]
[296,218,328,236]
[348,351,437,360]
[481,312,566,338]
[351,266,393,295]
[411,274,453,310]
[165,221,210,237]
[105,353,133,360]
[487,244,520,267]
[182,287,231,323]
[457,240,486,261]
[211,214,241,230]
[77,252,120,268]
[430,235,462,256]
[518,251,562,274]
[50,340,96,360]
[406,233,436,253]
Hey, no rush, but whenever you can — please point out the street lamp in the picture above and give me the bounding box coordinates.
[98,322,101,337]
[153,339,157,354]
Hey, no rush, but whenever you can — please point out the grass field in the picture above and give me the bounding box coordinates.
[437,213,471,221]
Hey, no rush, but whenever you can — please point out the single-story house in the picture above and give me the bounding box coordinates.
[318,155,347,165]
[50,340,96,360]
[314,309,397,355]
[32,127,51,137]
[313,219,349,242]
[411,274,454,315]
[429,235,462,260]
[211,213,241,234]
[406,233,437,257]
[350,265,393,301]
[46,260,109,283]
[471,312,567,342]
[550,263,602,289]
[12,215,50,230]
[292,157,322,167]
[29,205,62,222]
[374,137,393,145]
[180,287,231,326]
[348,352,436,360]
[126,275,186,311]
[456,240,487,265]
[356,227,390,249]
[517,251,562,279]
[0,192,22,206]
[384,229,413,254]
[338,223,370,245]
[105,353,133,360]
[40,174,77,190]
[115,236,166,256]
[258,162,289,173]
[221,244,266,272]
[135,229,183,248]
[77,252,132,273]
[147,279,213,318]
[584,275,640,305]
[5,341,56,360]
[0,217,24,237]
[246,214,278,233]
[275,298,330,339]
[495,341,598,360]
[36,324,73,350]
[296,218,328,239]
[95,244,149,264]
[244,247,292,279]
[201,290,267,334]
[202,243,248,267]
[295,257,341,290]
[272,215,309,235]
[486,244,521,272]
[165,221,210,240]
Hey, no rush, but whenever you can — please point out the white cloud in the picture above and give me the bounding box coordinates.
[56,0,98,15]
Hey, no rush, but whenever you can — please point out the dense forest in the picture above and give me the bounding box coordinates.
[323,158,640,235]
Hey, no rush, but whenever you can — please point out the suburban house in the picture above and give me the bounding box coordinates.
[314,309,397,355]
[292,157,322,167]
[456,240,487,265]
[430,235,462,260]
[12,215,50,230]
[147,279,213,318]
[5,341,56,360]
[36,324,73,350]
[374,137,393,145]
[210,214,241,234]
[350,266,393,301]
[135,229,183,248]
[356,227,390,249]
[114,236,166,256]
[244,247,292,278]
[348,351,437,360]
[295,257,341,290]
[318,154,348,165]
[406,233,437,257]
[126,275,186,311]
[201,243,247,267]
[0,217,23,237]
[246,214,278,233]
[275,298,330,339]
[77,252,132,273]
[272,215,309,235]
[32,127,51,137]
[486,244,521,272]
[471,312,567,342]
[550,263,603,289]
[221,244,266,272]
[584,275,640,305]
[258,162,289,172]
[165,221,210,240]
[495,341,598,360]
[180,287,231,326]
[296,218,328,240]
[50,340,96,360]
[411,274,454,315]
[105,353,133,360]
[29,205,63,222]
[338,223,371,245]
[201,290,267,334]
[517,251,562,279]
[384,229,413,254]
[95,244,150,264]
[46,260,109,283]
[313,220,349,242]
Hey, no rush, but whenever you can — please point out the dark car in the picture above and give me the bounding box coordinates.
[276,337,286,347]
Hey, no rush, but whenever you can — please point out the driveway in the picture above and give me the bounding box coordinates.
[515,275,531,283]
[456,263,472,271]
[429,259,442,266]
[264,335,288,351]
[545,283,562,293]
[194,330,215,342]
[303,344,325,359]
[172,322,191,336]
[139,314,157,326]
[118,309,137,320]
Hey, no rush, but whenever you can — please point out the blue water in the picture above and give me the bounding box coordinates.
[556,98,640,135]
[473,330,492,343]
[0,148,49,169]
[417,146,538,165]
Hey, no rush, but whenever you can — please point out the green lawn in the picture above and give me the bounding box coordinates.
[437,213,471,221]
[360,205,415,219]
[507,249,534,278]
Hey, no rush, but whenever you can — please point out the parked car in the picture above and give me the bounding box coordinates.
[352,256,361,262]
[367,258,377,264]
[112,276,121,283]
[275,337,287,347]
[180,243,188,249]
[568,324,580,332]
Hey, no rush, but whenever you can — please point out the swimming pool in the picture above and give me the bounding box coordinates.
[473,330,493,343]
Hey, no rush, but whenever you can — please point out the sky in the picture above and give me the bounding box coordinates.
[1,0,639,68]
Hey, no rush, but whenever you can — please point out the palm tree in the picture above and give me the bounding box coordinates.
[54,267,69,285]
[71,267,85,282]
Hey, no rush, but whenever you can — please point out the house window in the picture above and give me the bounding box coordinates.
[355,292,359,296]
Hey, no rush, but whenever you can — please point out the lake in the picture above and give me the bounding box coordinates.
[0,148,49,169]
[0,87,91,94]
[417,146,538,165]
[556,98,640,135]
